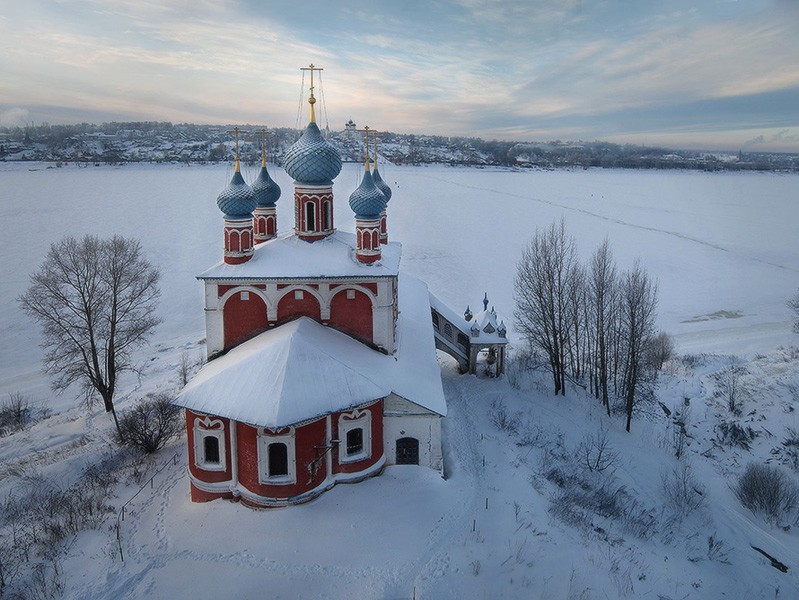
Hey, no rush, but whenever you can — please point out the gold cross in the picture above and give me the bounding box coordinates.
[259,127,269,167]
[357,126,371,171]
[300,64,323,122]
[371,130,381,168]
[226,126,248,172]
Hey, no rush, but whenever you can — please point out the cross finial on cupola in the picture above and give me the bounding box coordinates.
[283,64,341,241]
[350,125,387,264]
[226,126,246,173]
[370,128,392,244]
[300,63,323,124]
[358,125,372,172]
[217,127,256,264]
[371,129,381,171]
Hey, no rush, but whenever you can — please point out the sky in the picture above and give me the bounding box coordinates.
[1,0,798,152]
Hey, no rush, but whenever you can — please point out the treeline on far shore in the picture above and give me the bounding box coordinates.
[1,121,797,172]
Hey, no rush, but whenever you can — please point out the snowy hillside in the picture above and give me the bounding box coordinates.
[0,162,798,598]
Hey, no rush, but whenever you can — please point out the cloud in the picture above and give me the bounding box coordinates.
[0,107,30,126]
[0,1,797,150]
[771,129,799,143]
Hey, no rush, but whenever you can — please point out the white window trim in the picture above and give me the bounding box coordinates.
[338,409,371,464]
[257,429,296,484]
[194,417,226,472]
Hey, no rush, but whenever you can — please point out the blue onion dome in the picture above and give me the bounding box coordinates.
[252,164,281,208]
[349,170,387,219]
[216,170,256,218]
[372,166,392,204]
[283,122,342,184]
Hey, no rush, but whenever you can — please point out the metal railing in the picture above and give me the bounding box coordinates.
[114,451,181,561]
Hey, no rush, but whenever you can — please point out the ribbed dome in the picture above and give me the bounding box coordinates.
[252,165,281,207]
[349,170,387,219]
[372,166,392,204]
[216,170,256,218]
[283,122,342,184]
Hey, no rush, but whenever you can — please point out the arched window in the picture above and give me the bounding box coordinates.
[339,410,371,463]
[193,418,226,471]
[258,430,296,483]
[229,230,240,252]
[306,202,316,232]
[323,201,331,230]
[431,313,440,330]
[268,442,288,477]
[444,323,453,338]
[203,436,220,464]
[346,428,363,456]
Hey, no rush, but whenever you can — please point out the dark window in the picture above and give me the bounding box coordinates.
[203,436,220,464]
[306,202,316,232]
[444,323,453,338]
[457,333,469,348]
[396,437,419,465]
[346,428,364,456]
[323,201,331,230]
[431,313,440,330]
[268,442,288,476]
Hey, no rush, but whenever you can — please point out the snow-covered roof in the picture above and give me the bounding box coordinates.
[199,230,401,280]
[429,291,508,345]
[175,274,445,427]
[470,308,507,343]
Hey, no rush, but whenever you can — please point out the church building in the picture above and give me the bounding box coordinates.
[174,69,448,507]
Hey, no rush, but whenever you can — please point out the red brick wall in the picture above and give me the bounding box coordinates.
[236,418,328,500]
[329,288,373,343]
[223,290,268,349]
[277,289,321,324]
[186,410,232,484]
[332,400,384,475]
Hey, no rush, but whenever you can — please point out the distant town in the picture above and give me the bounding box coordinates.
[1,121,797,172]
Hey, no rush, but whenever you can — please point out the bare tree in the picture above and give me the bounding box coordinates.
[619,261,658,432]
[789,288,799,334]
[119,393,182,453]
[588,239,617,416]
[719,358,747,416]
[514,220,580,396]
[18,235,160,438]
[644,331,674,372]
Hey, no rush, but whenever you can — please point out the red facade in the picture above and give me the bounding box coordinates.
[187,401,385,506]
[223,218,254,265]
[223,291,268,350]
[186,132,397,507]
[277,289,322,324]
[329,288,373,343]
[254,207,277,243]
[294,188,334,241]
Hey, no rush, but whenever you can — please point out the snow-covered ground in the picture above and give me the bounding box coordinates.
[1,162,798,598]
